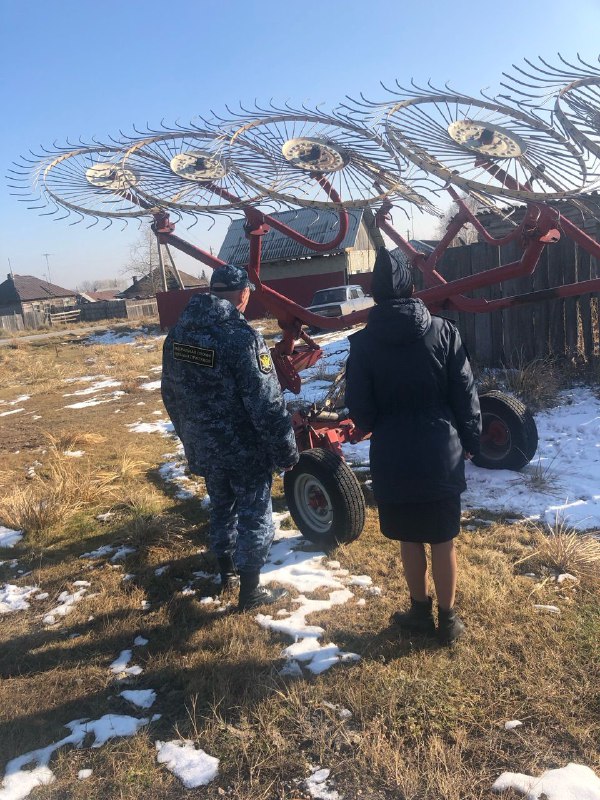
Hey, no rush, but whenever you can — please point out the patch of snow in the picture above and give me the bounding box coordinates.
[110,546,135,562]
[133,635,148,646]
[504,720,523,730]
[42,589,88,626]
[63,379,121,397]
[127,420,174,435]
[0,408,25,417]
[0,714,152,800]
[120,689,156,709]
[0,584,40,614]
[110,649,143,676]
[80,544,115,560]
[140,380,161,391]
[0,527,23,548]
[155,740,219,789]
[304,767,340,800]
[77,769,92,780]
[492,762,600,799]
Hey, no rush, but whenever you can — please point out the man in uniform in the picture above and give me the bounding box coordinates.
[161,264,299,610]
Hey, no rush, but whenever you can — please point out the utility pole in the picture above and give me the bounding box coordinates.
[42,253,54,284]
[7,257,14,277]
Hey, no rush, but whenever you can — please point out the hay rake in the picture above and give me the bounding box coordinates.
[8,60,600,544]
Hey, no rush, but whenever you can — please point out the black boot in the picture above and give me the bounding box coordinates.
[392,596,436,636]
[238,570,289,611]
[437,606,465,645]
[217,555,239,594]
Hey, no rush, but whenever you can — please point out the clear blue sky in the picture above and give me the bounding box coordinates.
[1,0,598,289]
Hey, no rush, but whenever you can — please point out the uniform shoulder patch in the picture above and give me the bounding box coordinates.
[258,350,273,374]
[173,341,215,368]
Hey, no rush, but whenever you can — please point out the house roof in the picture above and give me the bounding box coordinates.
[218,208,368,266]
[0,274,77,305]
[88,289,121,301]
[120,268,207,298]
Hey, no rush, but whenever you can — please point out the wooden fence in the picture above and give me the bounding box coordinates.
[432,238,599,366]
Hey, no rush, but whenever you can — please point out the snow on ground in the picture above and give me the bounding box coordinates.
[344,386,600,531]
[120,689,156,709]
[492,762,600,799]
[0,714,156,800]
[305,767,340,800]
[0,527,23,548]
[42,587,89,626]
[63,378,122,397]
[3,326,594,797]
[155,741,219,788]
[110,649,143,677]
[0,584,41,614]
[140,380,161,391]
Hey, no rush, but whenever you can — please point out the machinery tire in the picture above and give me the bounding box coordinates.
[284,448,365,546]
[473,390,538,471]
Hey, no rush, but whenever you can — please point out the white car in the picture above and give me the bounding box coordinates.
[306,285,373,331]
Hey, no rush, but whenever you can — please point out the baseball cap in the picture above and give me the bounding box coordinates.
[210,264,255,292]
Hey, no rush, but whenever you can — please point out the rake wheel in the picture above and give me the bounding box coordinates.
[7,144,152,226]
[120,129,276,213]
[501,54,600,161]
[224,108,438,213]
[382,92,588,201]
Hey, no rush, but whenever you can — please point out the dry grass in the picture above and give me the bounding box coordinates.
[521,519,600,586]
[477,354,563,411]
[0,333,598,800]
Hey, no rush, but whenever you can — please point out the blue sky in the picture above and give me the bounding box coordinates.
[1,0,598,289]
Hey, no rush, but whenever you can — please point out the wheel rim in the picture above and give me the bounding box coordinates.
[293,473,334,534]
[480,412,512,461]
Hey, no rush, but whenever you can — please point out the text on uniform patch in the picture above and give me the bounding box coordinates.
[173,341,215,368]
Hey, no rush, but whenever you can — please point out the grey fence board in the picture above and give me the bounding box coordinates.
[427,238,599,366]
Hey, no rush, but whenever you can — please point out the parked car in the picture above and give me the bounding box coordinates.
[306,285,373,332]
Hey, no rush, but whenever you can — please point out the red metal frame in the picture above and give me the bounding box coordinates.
[152,168,600,458]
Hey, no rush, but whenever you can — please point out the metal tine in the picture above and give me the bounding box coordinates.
[85,216,100,229]
[575,52,600,71]
[528,55,573,81]
[68,211,85,226]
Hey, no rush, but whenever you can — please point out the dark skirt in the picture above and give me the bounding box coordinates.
[377,494,461,544]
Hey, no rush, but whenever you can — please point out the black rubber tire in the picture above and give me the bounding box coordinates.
[473,390,538,471]
[284,448,365,546]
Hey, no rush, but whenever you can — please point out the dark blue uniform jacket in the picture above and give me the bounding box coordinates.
[161,293,298,476]
[345,298,481,503]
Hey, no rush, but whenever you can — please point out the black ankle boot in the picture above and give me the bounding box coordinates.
[392,596,436,636]
[217,555,239,593]
[238,570,289,611]
[437,606,465,645]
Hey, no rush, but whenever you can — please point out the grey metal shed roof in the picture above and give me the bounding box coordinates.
[218,208,364,266]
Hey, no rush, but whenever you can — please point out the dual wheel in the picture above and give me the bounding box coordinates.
[284,391,537,547]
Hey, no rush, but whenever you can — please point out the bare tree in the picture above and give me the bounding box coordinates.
[122,228,161,292]
[436,192,483,246]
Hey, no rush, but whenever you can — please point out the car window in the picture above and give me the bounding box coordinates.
[350,289,359,299]
[311,288,347,305]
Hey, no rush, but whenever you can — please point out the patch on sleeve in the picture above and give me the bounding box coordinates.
[173,341,215,368]
[258,351,273,374]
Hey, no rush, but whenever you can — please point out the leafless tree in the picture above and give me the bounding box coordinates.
[122,228,161,292]
[437,192,483,246]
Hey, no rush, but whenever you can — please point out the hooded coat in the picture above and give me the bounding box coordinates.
[345,298,481,504]
[161,293,298,477]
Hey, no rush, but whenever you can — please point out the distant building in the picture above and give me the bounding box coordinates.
[120,268,207,300]
[80,289,122,302]
[0,273,78,319]
[218,207,386,310]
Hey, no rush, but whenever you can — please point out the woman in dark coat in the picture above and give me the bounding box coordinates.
[345,247,481,644]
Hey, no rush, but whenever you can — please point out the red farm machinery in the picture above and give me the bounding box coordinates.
[9,54,600,545]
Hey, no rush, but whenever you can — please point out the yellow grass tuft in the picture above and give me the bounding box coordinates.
[522,518,600,585]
